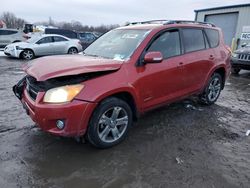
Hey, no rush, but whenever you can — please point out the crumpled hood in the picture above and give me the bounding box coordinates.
[23,55,123,81]
[235,46,250,54]
[7,42,30,48]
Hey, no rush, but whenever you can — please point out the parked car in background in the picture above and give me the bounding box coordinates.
[45,28,99,50]
[13,20,231,148]
[4,34,82,60]
[0,29,26,48]
[45,28,78,39]
[78,32,98,49]
[231,43,250,74]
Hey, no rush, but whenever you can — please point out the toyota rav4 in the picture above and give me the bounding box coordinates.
[13,20,231,148]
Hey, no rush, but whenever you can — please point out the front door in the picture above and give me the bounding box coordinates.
[136,29,186,110]
[33,36,54,56]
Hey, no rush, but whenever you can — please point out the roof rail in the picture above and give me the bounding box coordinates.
[125,20,169,26]
[125,20,216,27]
[164,20,216,27]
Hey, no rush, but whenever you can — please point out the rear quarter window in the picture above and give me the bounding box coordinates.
[205,29,219,48]
[0,30,18,35]
[182,28,205,53]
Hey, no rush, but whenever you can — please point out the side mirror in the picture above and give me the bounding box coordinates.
[241,43,247,48]
[144,51,163,64]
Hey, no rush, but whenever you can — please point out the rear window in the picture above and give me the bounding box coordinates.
[182,29,205,53]
[205,29,219,48]
[53,36,68,42]
[45,29,78,39]
[0,30,18,35]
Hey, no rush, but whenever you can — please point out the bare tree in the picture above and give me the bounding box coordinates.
[1,12,26,29]
[1,11,119,33]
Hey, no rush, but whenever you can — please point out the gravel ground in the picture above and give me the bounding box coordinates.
[0,55,249,188]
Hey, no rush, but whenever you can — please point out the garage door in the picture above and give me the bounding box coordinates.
[205,12,238,46]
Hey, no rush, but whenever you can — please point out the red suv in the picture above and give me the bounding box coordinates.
[14,20,231,148]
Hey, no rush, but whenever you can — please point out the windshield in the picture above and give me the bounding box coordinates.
[84,29,150,60]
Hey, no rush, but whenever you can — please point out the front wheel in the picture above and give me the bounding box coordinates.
[199,73,222,105]
[87,97,132,148]
[21,49,34,60]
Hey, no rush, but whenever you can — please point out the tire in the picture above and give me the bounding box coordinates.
[199,73,222,105]
[87,97,133,149]
[21,49,34,60]
[232,68,241,74]
[68,47,78,54]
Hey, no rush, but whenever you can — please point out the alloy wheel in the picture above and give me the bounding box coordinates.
[97,106,128,143]
[207,77,221,102]
[22,50,34,60]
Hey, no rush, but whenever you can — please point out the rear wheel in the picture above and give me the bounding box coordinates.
[21,49,34,60]
[232,68,241,74]
[199,73,222,105]
[87,97,132,148]
[68,47,78,54]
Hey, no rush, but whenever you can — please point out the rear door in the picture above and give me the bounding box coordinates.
[179,28,215,93]
[137,29,186,110]
[53,36,69,54]
[33,36,54,56]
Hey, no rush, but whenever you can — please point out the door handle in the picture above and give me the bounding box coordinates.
[209,55,215,60]
[178,62,184,66]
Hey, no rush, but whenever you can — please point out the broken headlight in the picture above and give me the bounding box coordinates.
[43,84,84,103]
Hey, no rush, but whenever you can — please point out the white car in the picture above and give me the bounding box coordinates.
[4,34,83,60]
[0,29,26,49]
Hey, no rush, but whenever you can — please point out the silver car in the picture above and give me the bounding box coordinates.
[0,29,25,49]
[4,34,83,60]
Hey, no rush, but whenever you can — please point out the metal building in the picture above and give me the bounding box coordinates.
[194,3,250,50]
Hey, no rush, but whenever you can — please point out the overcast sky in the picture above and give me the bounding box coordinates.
[1,0,249,26]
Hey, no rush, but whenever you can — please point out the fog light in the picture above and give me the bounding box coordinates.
[56,120,65,130]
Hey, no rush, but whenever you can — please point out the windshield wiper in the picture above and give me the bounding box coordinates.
[83,53,110,59]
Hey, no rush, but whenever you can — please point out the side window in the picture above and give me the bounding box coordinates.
[37,37,53,44]
[7,30,18,34]
[65,32,77,39]
[87,33,96,40]
[0,30,11,35]
[182,29,205,53]
[205,29,219,48]
[147,30,181,59]
[54,36,68,42]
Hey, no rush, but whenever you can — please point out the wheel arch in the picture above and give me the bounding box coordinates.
[19,48,35,58]
[93,89,140,121]
[68,46,78,53]
[214,67,226,89]
[12,40,21,43]
[203,66,226,91]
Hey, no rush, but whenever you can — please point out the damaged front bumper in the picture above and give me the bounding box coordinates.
[13,76,97,137]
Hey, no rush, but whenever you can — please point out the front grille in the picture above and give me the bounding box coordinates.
[238,54,250,61]
[26,76,39,101]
